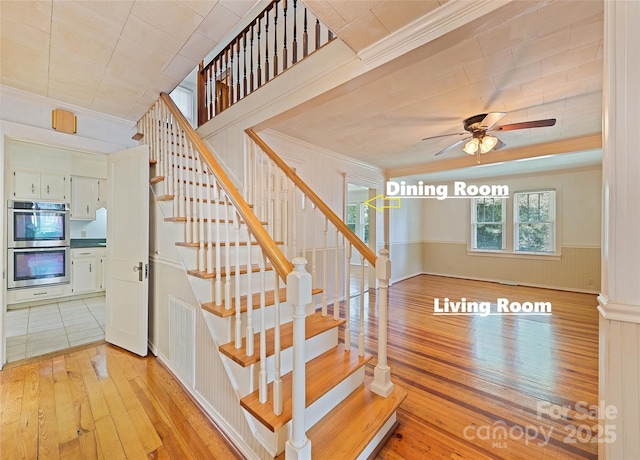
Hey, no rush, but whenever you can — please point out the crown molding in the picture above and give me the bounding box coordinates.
[598,294,640,324]
[358,0,514,69]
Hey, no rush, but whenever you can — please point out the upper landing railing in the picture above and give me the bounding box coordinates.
[197,0,335,125]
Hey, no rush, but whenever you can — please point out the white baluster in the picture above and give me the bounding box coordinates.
[192,147,199,244]
[246,232,254,357]
[321,216,328,316]
[285,258,312,458]
[371,249,393,397]
[178,128,186,219]
[260,151,265,222]
[224,194,232,310]
[301,194,307,259]
[197,166,205,271]
[184,142,192,244]
[359,255,365,357]
[214,181,222,305]
[166,108,174,200]
[311,204,317,288]
[275,167,282,242]
[259,250,267,403]
[267,156,273,236]
[333,228,340,321]
[172,114,179,216]
[345,242,351,351]
[234,217,242,349]
[273,273,283,415]
[206,171,214,276]
[291,184,297,259]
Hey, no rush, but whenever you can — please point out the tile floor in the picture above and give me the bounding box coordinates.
[5,295,105,363]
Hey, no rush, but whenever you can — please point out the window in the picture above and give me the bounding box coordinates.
[347,203,357,234]
[471,197,505,250]
[514,190,555,253]
[170,86,195,126]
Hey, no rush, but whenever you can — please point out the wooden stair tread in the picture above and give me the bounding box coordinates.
[155,194,174,201]
[240,344,371,432]
[292,379,407,460]
[202,287,322,318]
[219,312,345,367]
[187,264,272,279]
[150,175,164,184]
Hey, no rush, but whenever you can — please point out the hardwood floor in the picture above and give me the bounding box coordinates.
[351,274,599,460]
[0,342,242,459]
[1,274,599,459]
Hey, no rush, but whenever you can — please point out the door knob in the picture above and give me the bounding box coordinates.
[133,262,143,281]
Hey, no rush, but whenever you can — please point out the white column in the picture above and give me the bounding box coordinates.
[371,249,393,397]
[285,257,312,459]
[599,1,640,459]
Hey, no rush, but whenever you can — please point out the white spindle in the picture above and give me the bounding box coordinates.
[184,143,193,244]
[260,152,265,222]
[321,216,328,316]
[333,228,339,321]
[285,258,312,457]
[178,127,186,219]
[311,204,317,287]
[371,249,393,397]
[359,255,365,357]
[166,108,174,200]
[162,105,169,196]
[214,181,222,305]
[224,193,232,310]
[259,251,267,403]
[273,273,283,415]
[191,147,199,244]
[172,114,179,216]
[267,157,273,236]
[246,233,254,356]
[275,168,282,242]
[234,217,242,349]
[197,166,205,271]
[345,242,351,351]
[291,184,297,259]
[206,171,214,275]
[301,194,307,259]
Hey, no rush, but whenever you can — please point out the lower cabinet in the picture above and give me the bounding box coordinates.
[71,248,106,295]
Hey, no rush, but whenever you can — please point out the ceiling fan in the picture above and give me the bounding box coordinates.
[423,112,556,157]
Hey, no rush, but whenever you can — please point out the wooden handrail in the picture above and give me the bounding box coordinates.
[160,93,293,281]
[245,128,378,267]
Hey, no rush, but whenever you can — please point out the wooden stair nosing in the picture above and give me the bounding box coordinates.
[240,343,372,432]
[202,287,323,318]
[187,264,272,279]
[155,194,174,201]
[150,175,164,184]
[219,312,345,367]
[274,379,407,460]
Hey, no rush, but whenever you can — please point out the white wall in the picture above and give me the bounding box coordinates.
[420,166,602,292]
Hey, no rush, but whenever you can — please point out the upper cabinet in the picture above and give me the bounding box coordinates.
[12,170,68,201]
[97,179,107,207]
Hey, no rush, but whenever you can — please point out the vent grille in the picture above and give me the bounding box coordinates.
[169,295,196,386]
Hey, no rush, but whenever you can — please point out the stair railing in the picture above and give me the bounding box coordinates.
[197,0,335,125]
[245,129,394,397]
[139,93,299,406]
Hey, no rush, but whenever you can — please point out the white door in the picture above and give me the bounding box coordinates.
[106,145,149,356]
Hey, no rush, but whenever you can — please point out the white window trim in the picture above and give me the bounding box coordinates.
[470,197,506,251]
[513,189,557,254]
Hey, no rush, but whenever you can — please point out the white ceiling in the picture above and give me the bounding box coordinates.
[267,0,604,173]
[0,0,260,121]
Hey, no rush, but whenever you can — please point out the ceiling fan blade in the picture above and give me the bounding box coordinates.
[492,118,556,132]
[478,112,506,130]
[422,132,467,141]
[434,137,471,156]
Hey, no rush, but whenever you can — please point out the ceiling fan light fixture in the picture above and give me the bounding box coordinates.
[463,138,479,154]
[480,134,498,153]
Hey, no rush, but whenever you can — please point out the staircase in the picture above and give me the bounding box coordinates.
[137,93,406,459]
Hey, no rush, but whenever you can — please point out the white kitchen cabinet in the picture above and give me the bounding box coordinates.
[12,170,67,201]
[97,179,107,208]
[71,250,99,294]
[70,176,96,220]
[71,248,106,294]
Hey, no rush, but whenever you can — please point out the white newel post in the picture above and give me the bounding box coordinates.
[371,249,394,398]
[599,1,640,459]
[285,258,312,459]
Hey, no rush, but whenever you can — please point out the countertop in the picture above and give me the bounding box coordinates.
[70,238,107,248]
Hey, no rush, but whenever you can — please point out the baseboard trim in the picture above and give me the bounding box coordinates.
[419,272,600,295]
